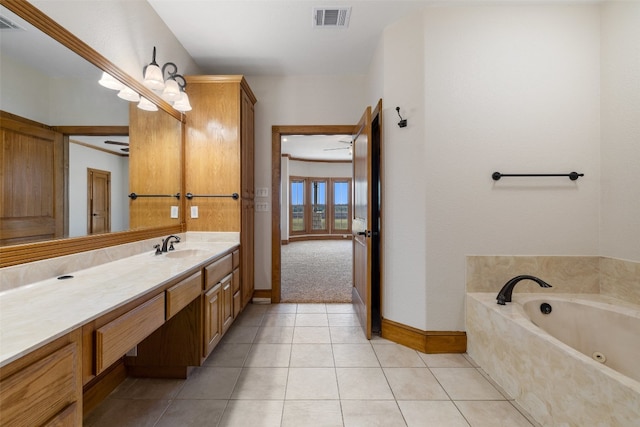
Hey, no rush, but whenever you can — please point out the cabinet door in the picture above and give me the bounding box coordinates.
[221,273,233,333]
[241,199,255,308]
[203,284,222,357]
[241,89,255,199]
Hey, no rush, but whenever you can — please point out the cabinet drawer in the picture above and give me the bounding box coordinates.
[166,271,202,320]
[232,249,240,269]
[0,343,78,427]
[95,294,165,374]
[205,253,232,291]
[232,269,240,293]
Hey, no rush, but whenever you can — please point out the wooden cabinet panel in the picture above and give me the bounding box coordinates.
[95,294,165,374]
[221,273,234,333]
[241,199,255,307]
[128,106,182,230]
[166,271,202,320]
[203,284,222,357]
[205,253,233,291]
[232,249,240,269]
[42,402,77,427]
[0,112,64,245]
[233,290,242,319]
[0,343,78,427]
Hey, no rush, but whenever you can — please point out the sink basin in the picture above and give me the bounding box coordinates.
[164,249,209,259]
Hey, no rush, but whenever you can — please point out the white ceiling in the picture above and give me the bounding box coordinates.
[282,134,353,161]
[147,0,443,76]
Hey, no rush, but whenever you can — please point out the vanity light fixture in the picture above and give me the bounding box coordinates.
[137,96,158,112]
[98,71,124,91]
[142,46,192,112]
[97,46,192,113]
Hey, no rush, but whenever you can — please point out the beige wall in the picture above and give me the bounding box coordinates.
[600,1,640,261]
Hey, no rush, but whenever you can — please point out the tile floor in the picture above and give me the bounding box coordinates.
[84,303,539,427]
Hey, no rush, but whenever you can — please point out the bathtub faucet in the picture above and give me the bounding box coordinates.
[496,275,552,305]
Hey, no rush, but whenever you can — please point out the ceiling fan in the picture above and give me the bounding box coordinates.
[104,140,129,153]
[323,139,352,152]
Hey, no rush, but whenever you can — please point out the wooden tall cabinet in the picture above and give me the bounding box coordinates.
[185,75,256,309]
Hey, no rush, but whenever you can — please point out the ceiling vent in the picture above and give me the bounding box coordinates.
[0,14,23,31]
[313,7,351,28]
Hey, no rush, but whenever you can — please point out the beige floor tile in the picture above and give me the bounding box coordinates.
[332,344,380,367]
[231,367,288,399]
[383,367,449,400]
[254,326,294,343]
[155,399,227,427]
[370,335,396,344]
[290,343,334,367]
[265,303,298,313]
[330,326,369,343]
[326,303,356,314]
[109,377,185,400]
[341,400,406,427]
[282,400,343,427]
[203,342,251,367]
[296,303,327,313]
[286,367,339,400]
[454,401,534,426]
[262,313,296,327]
[243,343,291,367]
[372,343,426,367]
[419,353,473,368]
[328,313,360,326]
[296,313,329,326]
[398,400,470,427]
[177,367,241,399]
[293,326,332,343]
[220,325,258,343]
[336,367,394,400]
[218,399,284,427]
[83,397,170,427]
[430,368,505,400]
[233,307,265,326]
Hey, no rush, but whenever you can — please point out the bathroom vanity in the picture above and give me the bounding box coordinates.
[0,240,242,424]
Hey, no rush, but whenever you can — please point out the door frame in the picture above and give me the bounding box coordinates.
[87,167,111,234]
[271,125,354,303]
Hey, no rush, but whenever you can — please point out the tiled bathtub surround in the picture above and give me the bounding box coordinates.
[600,257,640,305]
[466,255,640,306]
[466,293,640,427]
[0,232,238,293]
[466,256,600,294]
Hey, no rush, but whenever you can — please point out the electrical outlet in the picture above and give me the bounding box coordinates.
[191,206,199,218]
[170,206,179,218]
[256,187,269,198]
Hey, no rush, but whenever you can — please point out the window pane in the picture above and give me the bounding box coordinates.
[311,180,327,231]
[291,180,305,232]
[333,181,349,230]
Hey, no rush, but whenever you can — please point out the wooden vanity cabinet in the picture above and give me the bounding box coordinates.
[185,75,256,309]
[0,329,82,427]
[203,283,222,357]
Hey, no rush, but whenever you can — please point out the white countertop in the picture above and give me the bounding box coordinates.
[0,241,238,368]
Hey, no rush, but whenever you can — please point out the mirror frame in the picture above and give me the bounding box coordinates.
[0,0,184,268]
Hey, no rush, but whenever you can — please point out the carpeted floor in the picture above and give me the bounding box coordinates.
[281,240,352,303]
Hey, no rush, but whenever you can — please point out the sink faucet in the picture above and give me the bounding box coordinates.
[496,275,552,305]
[160,235,181,253]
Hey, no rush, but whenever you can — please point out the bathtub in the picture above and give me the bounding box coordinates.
[467,293,640,427]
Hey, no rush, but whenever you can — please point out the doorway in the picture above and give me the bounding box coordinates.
[271,125,354,303]
[87,168,111,234]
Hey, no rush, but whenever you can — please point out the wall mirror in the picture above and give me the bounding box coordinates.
[0,1,184,267]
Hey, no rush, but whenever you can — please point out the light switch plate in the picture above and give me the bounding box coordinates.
[170,206,179,218]
[256,187,269,198]
[191,206,199,218]
[255,202,269,212]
